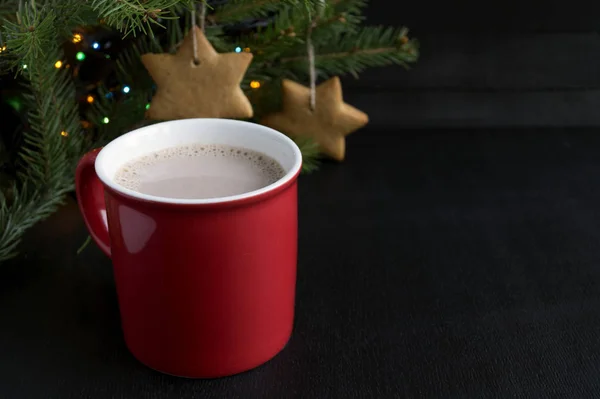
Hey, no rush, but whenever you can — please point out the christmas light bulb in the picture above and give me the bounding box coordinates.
[243,47,251,53]
[0,45,6,53]
[102,117,110,124]
[87,95,94,103]
[60,131,69,137]
[22,64,27,69]
[54,60,63,68]
[145,103,151,110]
[72,33,82,43]
[92,42,100,50]
[250,80,261,89]
[122,86,131,94]
[76,52,86,61]
[235,47,242,53]
[6,98,22,112]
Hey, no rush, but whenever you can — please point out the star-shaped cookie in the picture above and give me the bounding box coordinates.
[261,77,368,161]
[141,26,253,120]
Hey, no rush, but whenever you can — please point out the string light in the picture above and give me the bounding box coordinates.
[76,52,86,61]
[22,64,27,69]
[72,33,82,43]
[122,85,131,94]
[235,46,242,53]
[105,92,113,99]
[250,80,261,89]
[6,98,22,112]
[54,60,63,69]
[92,42,100,50]
[102,117,110,124]
[145,103,151,110]
[243,47,251,53]
[0,45,6,53]
[60,131,69,137]
[86,95,95,104]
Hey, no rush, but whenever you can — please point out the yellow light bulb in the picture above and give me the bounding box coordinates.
[86,95,94,104]
[54,60,63,69]
[0,45,6,53]
[250,80,261,89]
[60,131,69,137]
[72,33,82,43]
[243,47,251,53]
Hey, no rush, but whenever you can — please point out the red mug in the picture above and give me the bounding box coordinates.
[75,119,302,378]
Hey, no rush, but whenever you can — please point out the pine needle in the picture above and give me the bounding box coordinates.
[0,0,417,262]
[294,137,321,174]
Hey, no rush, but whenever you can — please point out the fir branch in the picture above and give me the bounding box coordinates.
[236,0,360,68]
[91,0,193,37]
[234,5,305,58]
[165,6,226,53]
[0,38,84,263]
[280,26,418,78]
[212,0,285,24]
[0,181,70,261]
[330,0,366,27]
[1,0,57,71]
[19,51,83,184]
[0,1,97,54]
[310,0,368,40]
[87,86,154,145]
[48,0,98,38]
[294,137,321,173]
[0,0,17,20]
[116,31,161,86]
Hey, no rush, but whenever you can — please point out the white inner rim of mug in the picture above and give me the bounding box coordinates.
[95,119,303,205]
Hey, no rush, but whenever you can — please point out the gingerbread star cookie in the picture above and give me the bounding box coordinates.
[261,77,368,161]
[141,26,253,120]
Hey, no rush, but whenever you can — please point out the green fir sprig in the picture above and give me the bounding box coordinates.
[0,38,85,261]
[0,0,417,262]
[91,0,194,37]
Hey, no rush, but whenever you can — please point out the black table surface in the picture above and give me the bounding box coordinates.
[4,127,600,398]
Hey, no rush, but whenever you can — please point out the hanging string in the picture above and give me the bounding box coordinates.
[307,0,326,111]
[191,2,206,65]
[17,0,23,25]
[307,22,316,111]
[191,6,199,65]
[199,0,206,32]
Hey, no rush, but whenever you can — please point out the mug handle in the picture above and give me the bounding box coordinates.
[75,148,111,258]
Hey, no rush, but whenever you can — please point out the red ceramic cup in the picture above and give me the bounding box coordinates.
[75,119,302,378]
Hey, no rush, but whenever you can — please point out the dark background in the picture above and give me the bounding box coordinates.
[3,0,600,128]
[344,0,600,128]
[4,1,600,398]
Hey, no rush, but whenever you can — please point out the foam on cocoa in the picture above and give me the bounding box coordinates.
[114,144,286,199]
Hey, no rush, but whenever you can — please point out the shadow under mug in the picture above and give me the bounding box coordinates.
[75,119,302,378]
